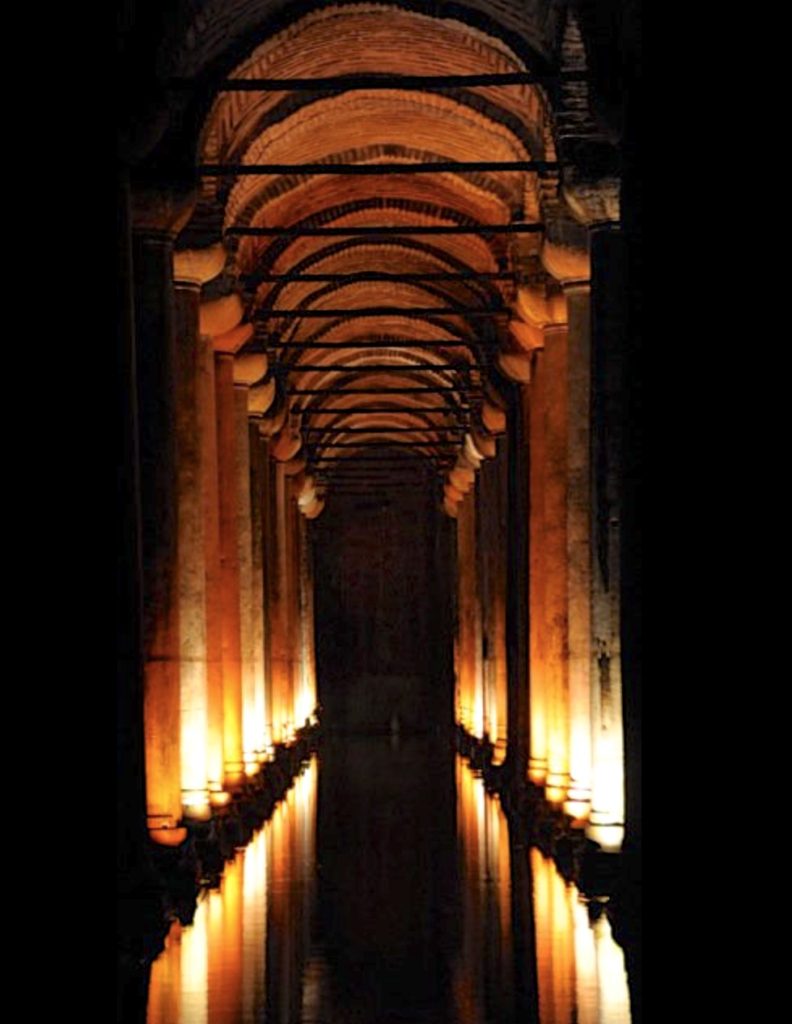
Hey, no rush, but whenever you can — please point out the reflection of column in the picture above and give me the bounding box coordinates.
[565,282,593,820]
[543,329,570,803]
[132,195,190,842]
[215,353,244,788]
[173,273,210,820]
[234,385,256,776]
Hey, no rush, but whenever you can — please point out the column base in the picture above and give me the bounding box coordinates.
[223,763,247,791]
[528,757,547,784]
[181,790,212,821]
[147,823,189,847]
[545,770,569,804]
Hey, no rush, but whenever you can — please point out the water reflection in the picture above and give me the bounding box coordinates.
[146,741,631,1024]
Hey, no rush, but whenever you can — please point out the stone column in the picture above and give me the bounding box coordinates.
[542,326,570,804]
[527,362,548,785]
[131,187,194,843]
[215,353,245,788]
[234,384,257,777]
[564,281,593,820]
[199,334,226,803]
[116,169,150,873]
[172,245,224,820]
[588,225,627,851]
[457,489,482,737]
[270,461,292,743]
[248,421,267,763]
[260,436,275,751]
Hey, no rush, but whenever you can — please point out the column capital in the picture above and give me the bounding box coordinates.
[130,185,197,239]
[233,352,268,387]
[200,293,245,340]
[173,243,226,288]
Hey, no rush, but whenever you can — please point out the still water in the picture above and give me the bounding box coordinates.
[147,737,632,1023]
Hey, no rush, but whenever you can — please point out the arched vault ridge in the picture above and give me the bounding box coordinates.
[169,1,614,514]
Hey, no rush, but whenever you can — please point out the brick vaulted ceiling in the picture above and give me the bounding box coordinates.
[140,2,595,513]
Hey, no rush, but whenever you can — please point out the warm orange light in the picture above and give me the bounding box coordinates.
[209,791,231,808]
[149,826,189,847]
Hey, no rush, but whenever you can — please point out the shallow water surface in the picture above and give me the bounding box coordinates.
[147,737,632,1023]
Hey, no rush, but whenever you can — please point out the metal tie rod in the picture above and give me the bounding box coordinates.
[243,271,516,283]
[229,224,541,237]
[298,405,464,414]
[283,363,485,372]
[266,344,487,352]
[174,71,586,91]
[199,160,557,176]
[255,307,505,318]
[291,386,471,394]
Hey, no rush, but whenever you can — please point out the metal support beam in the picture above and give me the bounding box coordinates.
[297,405,464,414]
[255,307,505,319]
[230,224,541,237]
[291,386,471,394]
[242,271,516,284]
[283,363,485,372]
[303,426,462,433]
[175,71,585,91]
[268,341,494,349]
[200,161,557,176]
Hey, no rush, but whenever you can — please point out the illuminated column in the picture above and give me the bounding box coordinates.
[564,280,593,820]
[131,187,194,843]
[172,246,225,821]
[233,382,258,777]
[260,435,275,750]
[457,488,482,737]
[297,513,317,728]
[588,225,626,851]
[204,303,252,790]
[270,461,292,743]
[199,334,225,803]
[542,325,570,803]
[527,362,548,784]
[215,352,245,788]
[248,421,267,762]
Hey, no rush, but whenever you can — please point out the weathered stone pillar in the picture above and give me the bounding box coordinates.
[172,246,224,820]
[215,353,245,788]
[132,187,194,843]
[199,334,226,803]
[116,169,150,873]
[260,436,275,751]
[233,384,257,776]
[526,364,548,785]
[457,488,482,737]
[270,461,293,742]
[297,513,317,729]
[542,325,570,804]
[248,421,267,762]
[564,281,593,819]
[588,224,627,851]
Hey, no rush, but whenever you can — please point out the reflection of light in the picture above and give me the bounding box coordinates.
[531,847,632,1024]
[573,897,599,1024]
[545,785,566,805]
[563,799,590,825]
[180,893,208,1024]
[585,824,624,854]
[593,914,631,1023]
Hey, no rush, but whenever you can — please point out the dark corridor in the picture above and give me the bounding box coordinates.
[313,464,455,735]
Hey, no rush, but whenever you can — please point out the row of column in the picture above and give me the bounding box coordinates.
[452,228,625,851]
[130,207,317,844]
